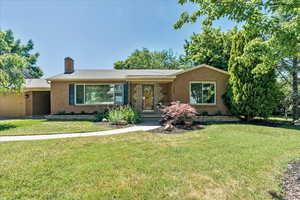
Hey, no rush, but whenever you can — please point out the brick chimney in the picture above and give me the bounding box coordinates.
[64,57,74,74]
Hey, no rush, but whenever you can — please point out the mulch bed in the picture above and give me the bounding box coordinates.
[202,119,293,128]
[283,159,300,200]
[149,124,204,134]
[95,122,132,129]
[246,119,292,127]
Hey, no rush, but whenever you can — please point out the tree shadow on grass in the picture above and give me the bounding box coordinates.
[201,119,300,132]
[0,124,17,131]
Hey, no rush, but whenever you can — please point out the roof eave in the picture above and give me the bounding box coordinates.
[127,76,176,79]
[47,76,176,82]
[24,87,51,92]
[46,78,127,82]
[174,64,230,76]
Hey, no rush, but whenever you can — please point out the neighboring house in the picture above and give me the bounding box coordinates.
[0,79,51,117]
[47,57,230,115]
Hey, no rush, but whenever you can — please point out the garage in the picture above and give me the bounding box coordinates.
[0,79,50,117]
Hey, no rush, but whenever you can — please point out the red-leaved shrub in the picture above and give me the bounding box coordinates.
[160,101,197,127]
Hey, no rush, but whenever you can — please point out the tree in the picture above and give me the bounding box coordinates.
[114,48,187,70]
[227,31,281,120]
[0,30,43,79]
[275,12,300,120]
[175,0,299,120]
[0,30,43,93]
[0,54,27,93]
[183,26,236,71]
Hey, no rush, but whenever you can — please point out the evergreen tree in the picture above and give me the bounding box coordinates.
[228,31,281,120]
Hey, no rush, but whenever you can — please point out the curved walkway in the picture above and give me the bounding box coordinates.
[0,123,160,142]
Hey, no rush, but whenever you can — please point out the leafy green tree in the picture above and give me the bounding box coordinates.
[183,26,236,71]
[0,30,43,93]
[0,54,27,93]
[175,0,299,120]
[0,30,43,78]
[227,31,281,120]
[114,48,187,70]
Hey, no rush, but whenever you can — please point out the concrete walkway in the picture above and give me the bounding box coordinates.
[0,123,160,142]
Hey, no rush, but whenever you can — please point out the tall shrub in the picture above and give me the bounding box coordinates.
[227,31,281,121]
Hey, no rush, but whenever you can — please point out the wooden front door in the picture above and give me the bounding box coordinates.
[142,85,154,111]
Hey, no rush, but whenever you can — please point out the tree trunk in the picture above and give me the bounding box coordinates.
[292,57,299,122]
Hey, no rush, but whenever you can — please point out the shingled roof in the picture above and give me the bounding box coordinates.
[25,79,50,89]
[47,69,183,81]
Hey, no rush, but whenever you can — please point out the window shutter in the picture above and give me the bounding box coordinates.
[69,84,75,105]
[123,83,128,105]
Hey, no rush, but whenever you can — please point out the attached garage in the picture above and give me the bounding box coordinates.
[0,79,50,118]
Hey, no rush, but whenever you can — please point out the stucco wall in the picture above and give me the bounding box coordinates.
[0,93,26,117]
[50,81,126,114]
[172,67,230,115]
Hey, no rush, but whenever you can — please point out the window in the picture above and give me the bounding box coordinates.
[190,82,216,105]
[75,84,124,105]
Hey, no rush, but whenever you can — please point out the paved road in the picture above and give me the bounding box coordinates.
[0,124,160,142]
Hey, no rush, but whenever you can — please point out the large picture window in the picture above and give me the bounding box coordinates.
[75,84,124,105]
[190,82,216,105]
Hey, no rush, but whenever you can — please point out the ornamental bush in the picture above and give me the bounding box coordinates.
[107,106,141,125]
[160,101,197,126]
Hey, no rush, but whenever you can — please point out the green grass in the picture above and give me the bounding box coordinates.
[1,123,300,199]
[0,119,111,136]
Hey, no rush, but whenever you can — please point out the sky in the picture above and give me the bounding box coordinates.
[0,0,237,77]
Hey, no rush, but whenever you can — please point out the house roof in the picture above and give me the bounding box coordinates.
[47,65,229,81]
[174,64,229,76]
[25,79,50,89]
[47,69,183,81]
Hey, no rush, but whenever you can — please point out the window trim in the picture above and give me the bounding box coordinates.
[189,81,217,105]
[74,83,123,105]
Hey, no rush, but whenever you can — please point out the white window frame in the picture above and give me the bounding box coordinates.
[189,81,217,105]
[74,83,123,105]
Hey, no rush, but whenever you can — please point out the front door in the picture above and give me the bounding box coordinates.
[142,85,154,111]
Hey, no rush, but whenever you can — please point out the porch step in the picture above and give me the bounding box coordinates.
[141,113,161,118]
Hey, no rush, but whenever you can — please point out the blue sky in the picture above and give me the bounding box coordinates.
[0,0,237,77]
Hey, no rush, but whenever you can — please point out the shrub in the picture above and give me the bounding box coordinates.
[80,110,86,115]
[122,106,141,124]
[56,110,66,115]
[215,110,222,116]
[93,111,98,115]
[201,111,209,116]
[108,109,124,124]
[107,106,141,124]
[160,101,197,126]
[95,110,109,122]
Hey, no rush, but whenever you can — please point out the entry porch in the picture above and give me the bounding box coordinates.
[128,81,172,114]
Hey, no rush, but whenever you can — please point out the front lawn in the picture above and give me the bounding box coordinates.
[1,123,300,199]
[0,119,111,136]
